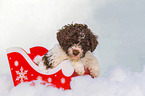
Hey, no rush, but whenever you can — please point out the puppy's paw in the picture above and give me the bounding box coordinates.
[33,55,43,65]
[76,67,85,76]
[72,61,85,76]
[89,68,100,78]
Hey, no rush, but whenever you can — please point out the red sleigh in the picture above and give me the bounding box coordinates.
[7,46,90,90]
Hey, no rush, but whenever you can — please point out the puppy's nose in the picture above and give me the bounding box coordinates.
[73,50,80,56]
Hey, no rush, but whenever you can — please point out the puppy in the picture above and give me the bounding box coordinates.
[34,23,100,78]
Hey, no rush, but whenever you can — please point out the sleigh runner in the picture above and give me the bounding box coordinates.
[7,46,90,90]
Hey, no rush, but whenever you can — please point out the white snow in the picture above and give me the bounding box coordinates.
[0,66,145,96]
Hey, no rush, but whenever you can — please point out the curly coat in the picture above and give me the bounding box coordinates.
[57,23,98,57]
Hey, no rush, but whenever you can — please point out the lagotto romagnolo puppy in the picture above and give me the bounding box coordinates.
[34,23,100,78]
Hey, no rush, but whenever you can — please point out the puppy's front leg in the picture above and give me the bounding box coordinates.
[82,51,100,78]
[47,44,69,68]
[72,60,85,76]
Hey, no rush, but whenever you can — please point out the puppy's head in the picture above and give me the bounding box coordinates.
[57,23,98,60]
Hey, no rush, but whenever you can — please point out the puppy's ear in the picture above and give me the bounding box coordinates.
[90,33,98,52]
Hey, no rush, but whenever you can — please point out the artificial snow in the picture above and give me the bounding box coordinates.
[0,66,145,96]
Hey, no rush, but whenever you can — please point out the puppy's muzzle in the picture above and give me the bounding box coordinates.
[73,50,80,56]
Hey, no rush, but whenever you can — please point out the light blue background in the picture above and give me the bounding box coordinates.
[0,0,145,74]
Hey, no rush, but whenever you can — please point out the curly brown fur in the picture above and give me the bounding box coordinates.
[57,23,98,59]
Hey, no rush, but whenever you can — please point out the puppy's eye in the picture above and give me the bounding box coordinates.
[81,42,86,46]
[68,44,72,47]
[67,42,72,47]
